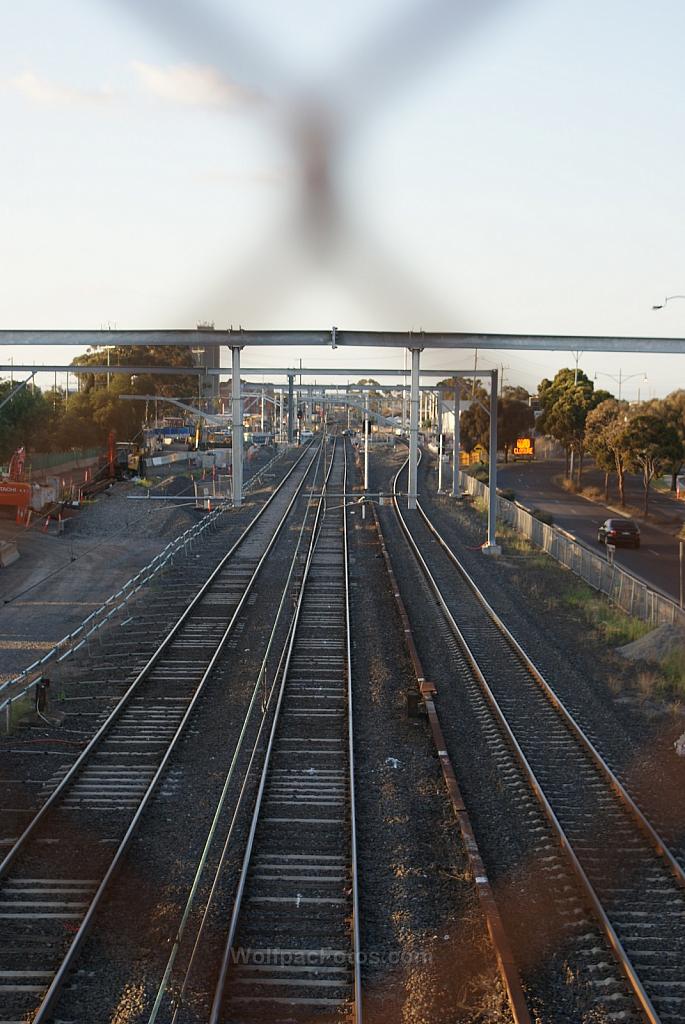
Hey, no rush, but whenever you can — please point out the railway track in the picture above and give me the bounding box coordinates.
[391,455,685,1024]
[210,435,361,1024]
[0,441,323,1024]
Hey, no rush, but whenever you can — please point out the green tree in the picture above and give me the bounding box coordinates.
[0,380,53,461]
[502,384,530,403]
[498,398,535,462]
[459,386,490,454]
[435,376,473,402]
[537,368,612,482]
[657,391,685,489]
[72,345,197,399]
[623,413,682,515]
[585,398,630,503]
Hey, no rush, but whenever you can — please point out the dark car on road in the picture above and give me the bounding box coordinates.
[597,518,640,549]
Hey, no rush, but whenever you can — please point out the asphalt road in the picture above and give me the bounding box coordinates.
[498,459,684,604]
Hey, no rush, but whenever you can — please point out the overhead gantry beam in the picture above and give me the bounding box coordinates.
[0,363,507,379]
[0,364,206,376]
[1,329,685,354]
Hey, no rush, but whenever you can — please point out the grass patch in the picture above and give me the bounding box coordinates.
[564,584,652,646]
[660,648,685,698]
[579,485,604,501]
[6,692,35,733]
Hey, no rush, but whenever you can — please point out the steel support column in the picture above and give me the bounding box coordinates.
[231,347,243,507]
[452,381,461,497]
[364,401,369,494]
[483,369,500,554]
[437,388,443,492]
[408,348,421,510]
[287,374,294,443]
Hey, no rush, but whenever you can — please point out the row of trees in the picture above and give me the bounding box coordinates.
[0,347,197,463]
[584,395,683,513]
[538,369,684,514]
[436,368,684,515]
[3,355,683,517]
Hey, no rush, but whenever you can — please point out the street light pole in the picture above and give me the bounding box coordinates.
[652,295,685,310]
[595,370,647,401]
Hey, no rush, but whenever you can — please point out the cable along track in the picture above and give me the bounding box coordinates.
[392,456,685,1024]
[0,442,321,1024]
[210,435,361,1024]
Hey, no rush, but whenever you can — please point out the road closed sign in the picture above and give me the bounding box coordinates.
[513,437,534,458]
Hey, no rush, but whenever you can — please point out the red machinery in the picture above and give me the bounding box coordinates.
[1,449,31,521]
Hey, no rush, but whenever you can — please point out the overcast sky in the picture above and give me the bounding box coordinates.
[1,0,684,400]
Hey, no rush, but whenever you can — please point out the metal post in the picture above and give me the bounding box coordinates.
[408,348,420,510]
[260,387,265,431]
[287,374,294,443]
[364,404,369,493]
[483,369,501,554]
[452,381,461,497]
[437,388,443,492]
[231,347,243,507]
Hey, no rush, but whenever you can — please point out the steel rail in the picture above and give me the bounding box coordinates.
[416,469,685,890]
[146,443,327,1023]
[391,455,665,1024]
[208,436,340,1024]
[161,449,326,1024]
[371,501,531,1024]
[1,445,322,1024]
[0,441,316,881]
[344,439,363,1024]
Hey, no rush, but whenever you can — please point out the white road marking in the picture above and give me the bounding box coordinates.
[648,549,661,557]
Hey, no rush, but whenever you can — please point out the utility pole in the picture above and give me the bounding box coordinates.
[472,349,478,398]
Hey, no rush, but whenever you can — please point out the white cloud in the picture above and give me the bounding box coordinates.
[9,71,114,106]
[131,61,261,110]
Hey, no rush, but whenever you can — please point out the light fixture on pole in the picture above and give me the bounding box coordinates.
[593,368,647,399]
[652,295,685,310]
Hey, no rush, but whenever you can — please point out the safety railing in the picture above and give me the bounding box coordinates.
[458,472,685,629]
[0,503,227,731]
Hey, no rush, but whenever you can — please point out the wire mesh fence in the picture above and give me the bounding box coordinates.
[459,472,685,629]
[0,443,288,731]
